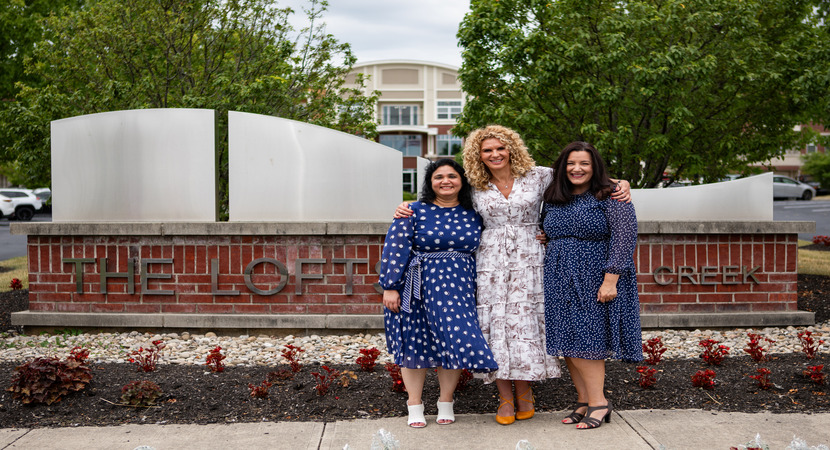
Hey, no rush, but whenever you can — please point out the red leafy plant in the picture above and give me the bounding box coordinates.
[281,344,305,373]
[267,368,295,385]
[803,365,825,385]
[120,380,163,406]
[311,365,341,396]
[205,346,226,373]
[797,331,825,360]
[699,339,730,366]
[356,347,381,372]
[812,235,830,246]
[748,368,773,390]
[6,346,92,405]
[642,337,667,365]
[248,380,272,398]
[744,332,775,362]
[9,278,23,290]
[636,366,658,389]
[455,369,474,391]
[385,362,406,392]
[691,369,716,389]
[128,339,166,372]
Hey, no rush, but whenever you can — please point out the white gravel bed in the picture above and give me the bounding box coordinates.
[1,320,828,367]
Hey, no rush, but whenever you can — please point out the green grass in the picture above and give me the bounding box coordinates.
[798,239,830,276]
[0,256,28,293]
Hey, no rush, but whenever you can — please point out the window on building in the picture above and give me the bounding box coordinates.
[436,134,463,156]
[382,105,419,126]
[437,101,462,120]
[380,134,422,157]
[402,169,417,193]
[806,143,817,153]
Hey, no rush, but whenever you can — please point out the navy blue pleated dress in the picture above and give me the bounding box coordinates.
[379,201,498,372]
[542,192,643,362]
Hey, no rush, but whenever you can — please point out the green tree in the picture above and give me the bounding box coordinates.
[456,0,830,187]
[0,0,84,101]
[0,0,378,210]
[802,152,830,192]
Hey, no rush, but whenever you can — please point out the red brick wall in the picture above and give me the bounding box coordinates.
[25,232,799,315]
[636,234,798,314]
[26,235,384,315]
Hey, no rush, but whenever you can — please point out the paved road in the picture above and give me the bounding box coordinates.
[0,200,825,261]
[0,213,51,261]
[773,198,830,241]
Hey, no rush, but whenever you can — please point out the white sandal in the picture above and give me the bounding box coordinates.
[407,403,426,428]
[436,401,455,425]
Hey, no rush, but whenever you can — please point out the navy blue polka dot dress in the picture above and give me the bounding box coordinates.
[379,201,498,372]
[542,193,643,362]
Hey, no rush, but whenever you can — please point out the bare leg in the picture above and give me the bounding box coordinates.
[436,368,462,403]
[567,358,608,429]
[514,379,533,412]
[436,368,461,424]
[401,368,428,406]
[562,357,589,423]
[496,379,515,417]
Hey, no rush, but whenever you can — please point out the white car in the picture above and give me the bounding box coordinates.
[0,194,15,219]
[0,188,43,220]
[772,175,816,200]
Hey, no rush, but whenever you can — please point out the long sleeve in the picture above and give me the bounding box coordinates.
[604,199,638,275]
[378,214,416,291]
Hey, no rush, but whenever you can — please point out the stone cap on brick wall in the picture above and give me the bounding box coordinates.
[11,220,815,236]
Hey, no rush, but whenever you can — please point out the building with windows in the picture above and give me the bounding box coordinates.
[344,60,465,193]
[751,123,828,179]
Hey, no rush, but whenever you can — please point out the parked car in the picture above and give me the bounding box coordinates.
[772,175,816,200]
[0,194,15,219]
[0,188,43,220]
[800,175,829,196]
[33,187,52,213]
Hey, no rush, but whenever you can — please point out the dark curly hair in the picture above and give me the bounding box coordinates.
[419,159,474,210]
[543,141,613,204]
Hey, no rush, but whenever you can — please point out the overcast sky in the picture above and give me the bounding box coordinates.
[280,0,470,68]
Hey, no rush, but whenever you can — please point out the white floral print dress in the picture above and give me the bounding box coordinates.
[474,166,561,383]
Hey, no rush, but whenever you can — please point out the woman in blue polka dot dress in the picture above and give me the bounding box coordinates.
[379,159,497,428]
[541,142,642,430]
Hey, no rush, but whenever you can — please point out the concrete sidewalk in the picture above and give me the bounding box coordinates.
[1,410,828,450]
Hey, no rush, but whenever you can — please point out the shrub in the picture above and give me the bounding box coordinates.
[9,278,23,290]
[356,347,381,372]
[803,365,825,385]
[6,346,92,405]
[120,380,163,406]
[748,368,773,390]
[637,366,657,389]
[456,369,474,391]
[642,337,667,365]
[812,235,830,246]
[691,369,716,389]
[797,331,824,360]
[744,332,775,362]
[311,365,340,396]
[128,339,166,372]
[205,346,226,373]
[281,344,305,373]
[385,363,406,392]
[248,380,272,398]
[699,339,730,366]
[267,368,295,384]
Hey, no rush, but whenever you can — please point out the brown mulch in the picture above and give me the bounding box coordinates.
[0,275,827,428]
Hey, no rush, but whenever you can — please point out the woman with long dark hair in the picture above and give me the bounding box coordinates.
[541,141,642,430]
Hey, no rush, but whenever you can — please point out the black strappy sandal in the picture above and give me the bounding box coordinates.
[561,402,588,424]
[577,401,613,430]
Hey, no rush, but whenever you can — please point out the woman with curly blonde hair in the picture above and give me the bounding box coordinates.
[396,124,630,425]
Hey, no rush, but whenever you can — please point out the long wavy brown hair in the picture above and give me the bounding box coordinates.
[462,125,536,191]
